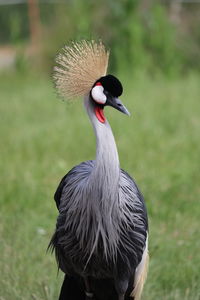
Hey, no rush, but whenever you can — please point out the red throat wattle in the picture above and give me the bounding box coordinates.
[95,106,106,123]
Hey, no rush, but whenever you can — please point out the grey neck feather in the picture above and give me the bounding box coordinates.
[83,96,121,260]
[84,96,120,193]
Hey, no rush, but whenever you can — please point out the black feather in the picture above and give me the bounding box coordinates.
[94,74,123,97]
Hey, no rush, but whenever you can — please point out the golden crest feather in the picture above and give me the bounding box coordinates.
[53,40,110,100]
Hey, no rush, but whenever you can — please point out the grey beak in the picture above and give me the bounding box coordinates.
[106,96,130,116]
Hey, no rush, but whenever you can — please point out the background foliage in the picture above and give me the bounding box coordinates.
[0,1,200,300]
[0,0,200,75]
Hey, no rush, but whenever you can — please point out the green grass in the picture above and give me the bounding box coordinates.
[0,71,200,300]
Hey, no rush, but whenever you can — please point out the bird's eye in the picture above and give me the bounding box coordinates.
[91,85,106,104]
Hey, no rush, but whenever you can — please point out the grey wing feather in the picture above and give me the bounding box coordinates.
[54,160,94,210]
[54,174,68,209]
[51,160,148,280]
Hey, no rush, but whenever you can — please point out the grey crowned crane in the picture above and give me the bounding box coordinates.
[49,40,149,300]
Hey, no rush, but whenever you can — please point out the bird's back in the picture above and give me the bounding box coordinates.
[49,160,148,300]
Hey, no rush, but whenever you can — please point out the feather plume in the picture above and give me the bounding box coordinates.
[53,40,109,100]
[131,236,149,300]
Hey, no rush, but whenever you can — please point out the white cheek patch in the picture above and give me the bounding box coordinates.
[91,85,106,104]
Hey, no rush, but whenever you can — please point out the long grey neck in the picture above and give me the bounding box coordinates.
[84,96,120,193]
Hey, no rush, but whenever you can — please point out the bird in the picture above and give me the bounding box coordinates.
[49,40,149,300]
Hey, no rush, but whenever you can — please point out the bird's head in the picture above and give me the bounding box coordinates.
[53,40,130,122]
[90,74,130,123]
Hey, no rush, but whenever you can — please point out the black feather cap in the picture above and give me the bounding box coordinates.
[94,74,123,97]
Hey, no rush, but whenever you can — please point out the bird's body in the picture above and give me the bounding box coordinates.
[51,164,148,300]
[49,41,149,300]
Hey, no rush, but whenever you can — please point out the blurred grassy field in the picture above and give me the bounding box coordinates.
[0,71,200,300]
